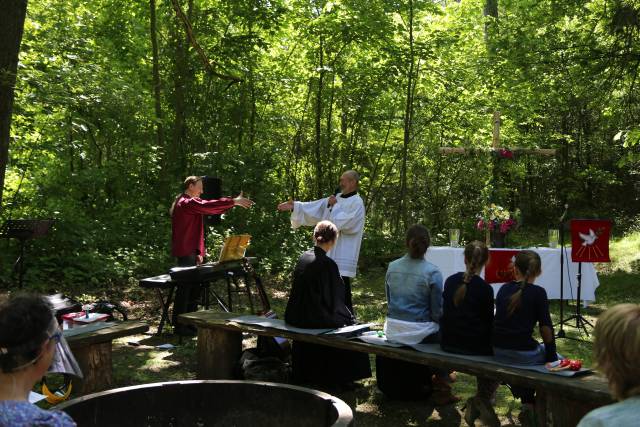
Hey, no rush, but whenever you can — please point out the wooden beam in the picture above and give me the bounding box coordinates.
[438,147,556,156]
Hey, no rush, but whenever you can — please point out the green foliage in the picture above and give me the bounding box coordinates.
[1,0,640,291]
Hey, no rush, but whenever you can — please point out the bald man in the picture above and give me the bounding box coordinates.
[278,170,365,312]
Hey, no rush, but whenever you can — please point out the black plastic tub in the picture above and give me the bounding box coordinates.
[57,380,353,427]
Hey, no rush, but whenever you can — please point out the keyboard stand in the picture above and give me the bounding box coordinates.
[139,258,269,335]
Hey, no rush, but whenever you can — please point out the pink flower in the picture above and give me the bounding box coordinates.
[498,149,514,159]
[500,218,517,233]
[476,220,485,230]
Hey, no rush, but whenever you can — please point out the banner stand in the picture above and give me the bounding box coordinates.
[557,219,612,340]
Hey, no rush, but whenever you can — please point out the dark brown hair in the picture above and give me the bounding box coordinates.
[507,250,542,317]
[406,224,430,259]
[454,241,490,307]
[169,176,203,217]
[0,294,53,373]
[314,220,338,244]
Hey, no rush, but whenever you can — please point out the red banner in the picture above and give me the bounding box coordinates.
[485,250,520,284]
[571,219,611,263]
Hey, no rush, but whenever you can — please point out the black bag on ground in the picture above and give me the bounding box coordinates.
[375,355,433,400]
[86,300,128,321]
[238,348,291,382]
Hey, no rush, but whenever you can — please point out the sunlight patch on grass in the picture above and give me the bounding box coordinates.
[599,230,640,274]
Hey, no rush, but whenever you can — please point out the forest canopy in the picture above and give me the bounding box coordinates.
[1,0,639,290]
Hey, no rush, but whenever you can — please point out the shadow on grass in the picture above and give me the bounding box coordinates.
[110,333,198,388]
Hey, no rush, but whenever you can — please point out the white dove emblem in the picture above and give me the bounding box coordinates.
[579,229,598,246]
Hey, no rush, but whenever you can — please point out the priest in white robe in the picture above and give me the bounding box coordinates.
[277,170,365,312]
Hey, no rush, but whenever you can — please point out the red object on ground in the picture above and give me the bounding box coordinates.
[485,250,520,284]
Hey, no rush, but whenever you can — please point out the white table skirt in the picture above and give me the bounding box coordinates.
[425,246,599,303]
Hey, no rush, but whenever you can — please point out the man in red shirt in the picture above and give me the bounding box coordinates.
[170,176,253,335]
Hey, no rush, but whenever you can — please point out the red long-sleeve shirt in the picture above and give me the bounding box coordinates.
[171,195,235,258]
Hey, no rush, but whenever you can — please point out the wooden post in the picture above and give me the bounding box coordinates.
[544,390,600,427]
[73,342,113,394]
[196,327,242,379]
[492,110,501,149]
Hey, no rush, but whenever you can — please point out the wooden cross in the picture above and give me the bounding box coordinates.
[438,111,556,156]
[439,111,556,246]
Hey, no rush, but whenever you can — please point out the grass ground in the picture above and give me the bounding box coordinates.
[51,231,640,425]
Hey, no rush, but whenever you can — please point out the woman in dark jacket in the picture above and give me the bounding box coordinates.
[285,220,371,386]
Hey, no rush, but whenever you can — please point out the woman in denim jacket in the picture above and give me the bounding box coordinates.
[375,224,459,405]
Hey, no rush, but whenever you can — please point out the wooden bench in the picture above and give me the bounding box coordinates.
[64,321,149,394]
[179,311,613,427]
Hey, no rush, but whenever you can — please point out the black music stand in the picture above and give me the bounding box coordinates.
[562,261,595,337]
[556,219,568,339]
[0,219,54,288]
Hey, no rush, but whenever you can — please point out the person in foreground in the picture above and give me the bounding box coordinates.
[376,224,459,405]
[440,240,500,426]
[493,250,558,426]
[284,220,371,387]
[170,175,254,335]
[577,303,640,427]
[0,294,78,427]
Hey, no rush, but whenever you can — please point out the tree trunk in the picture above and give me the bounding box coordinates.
[326,72,335,185]
[170,0,190,179]
[314,37,325,199]
[149,0,165,190]
[485,0,499,201]
[398,0,415,231]
[484,0,498,45]
[0,0,29,211]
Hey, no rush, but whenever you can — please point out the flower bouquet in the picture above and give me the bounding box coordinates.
[476,204,520,247]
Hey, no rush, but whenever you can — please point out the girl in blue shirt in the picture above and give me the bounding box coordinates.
[376,224,459,405]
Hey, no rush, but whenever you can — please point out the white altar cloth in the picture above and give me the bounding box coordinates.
[425,246,599,303]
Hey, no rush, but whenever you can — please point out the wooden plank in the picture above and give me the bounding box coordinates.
[65,321,149,348]
[438,147,556,156]
[179,311,612,406]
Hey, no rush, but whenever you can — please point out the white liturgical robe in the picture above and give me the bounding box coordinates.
[291,193,365,278]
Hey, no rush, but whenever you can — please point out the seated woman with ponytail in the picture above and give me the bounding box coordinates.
[376,224,459,405]
[493,250,558,426]
[285,220,371,388]
[441,241,500,427]
[0,294,77,427]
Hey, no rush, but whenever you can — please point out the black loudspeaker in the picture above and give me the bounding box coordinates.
[201,176,222,226]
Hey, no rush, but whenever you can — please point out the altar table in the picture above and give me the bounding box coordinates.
[425,246,599,303]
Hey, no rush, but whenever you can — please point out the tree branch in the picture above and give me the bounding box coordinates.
[170,0,243,83]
